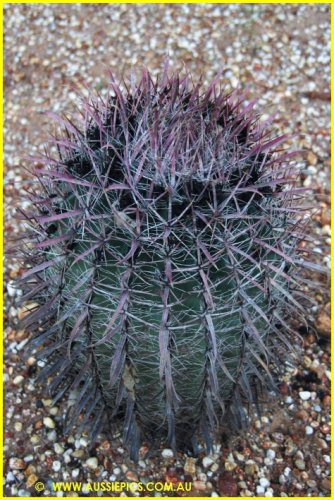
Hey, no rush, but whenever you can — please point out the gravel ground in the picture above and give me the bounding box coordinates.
[4,3,330,497]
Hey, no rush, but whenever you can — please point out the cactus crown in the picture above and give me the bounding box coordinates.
[19,67,312,459]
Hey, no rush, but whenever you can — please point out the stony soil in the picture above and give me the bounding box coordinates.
[4,3,330,497]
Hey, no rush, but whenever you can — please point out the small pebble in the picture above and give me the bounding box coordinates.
[13,375,24,385]
[210,463,219,472]
[307,480,317,488]
[79,437,88,447]
[194,480,206,491]
[126,470,139,482]
[161,448,174,459]
[72,469,80,479]
[54,443,64,454]
[295,459,306,470]
[85,457,98,470]
[26,474,38,488]
[9,458,25,470]
[299,391,311,401]
[14,422,23,432]
[47,430,57,442]
[43,417,55,429]
[52,460,61,472]
[203,456,214,468]
[224,461,237,471]
[259,477,270,488]
[30,435,40,445]
[72,449,84,458]
[184,457,196,475]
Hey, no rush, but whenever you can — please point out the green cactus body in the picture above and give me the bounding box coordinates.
[19,68,311,459]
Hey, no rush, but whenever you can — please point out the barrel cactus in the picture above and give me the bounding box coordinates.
[19,68,312,460]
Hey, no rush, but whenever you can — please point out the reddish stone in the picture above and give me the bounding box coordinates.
[278,382,289,395]
[218,472,238,497]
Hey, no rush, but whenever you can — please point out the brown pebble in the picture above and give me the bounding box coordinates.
[9,457,26,470]
[322,395,330,408]
[26,474,39,488]
[24,464,36,477]
[278,381,289,395]
[316,311,330,338]
[320,424,330,435]
[244,461,258,475]
[26,357,36,366]
[314,437,328,450]
[321,478,331,491]
[184,457,196,475]
[126,470,138,482]
[193,480,207,492]
[294,410,309,422]
[99,440,110,451]
[218,472,238,496]
[139,446,149,458]
[34,420,43,430]
[307,151,318,166]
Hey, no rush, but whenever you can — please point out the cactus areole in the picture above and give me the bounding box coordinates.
[20,68,310,460]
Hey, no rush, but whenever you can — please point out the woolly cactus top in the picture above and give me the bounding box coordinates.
[20,68,312,459]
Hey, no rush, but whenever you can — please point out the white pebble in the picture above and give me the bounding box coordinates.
[14,422,23,432]
[52,460,61,472]
[7,282,17,297]
[260,477,270,488]
[266,450,276,460]
[295,459,305,470]
[305,426,314,436]
[256,486,265,495]
[43,417,55,429]
[72,469,80,479]
[47,430,57,441]
[7,471,15,482]
[13,376,24,385]
[85,457,98,470]
[299,391,311,401]
[161,449,174,458]
[203,456,214,468]
[54,443,64,454]
[279,474,286,485]
[80,437,88,447]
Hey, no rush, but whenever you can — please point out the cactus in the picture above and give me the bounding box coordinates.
[19,68,313,460]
